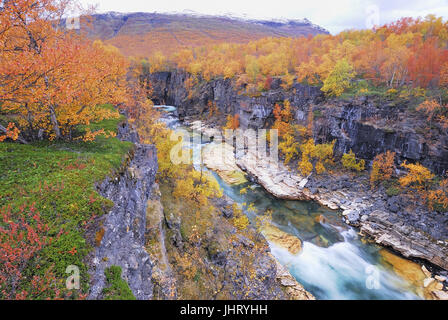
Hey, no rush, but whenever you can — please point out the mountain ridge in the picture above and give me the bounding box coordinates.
[79,11,329,56]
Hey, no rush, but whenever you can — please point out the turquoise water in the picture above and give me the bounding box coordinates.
[212,179,420,300]
[157,106,421,300]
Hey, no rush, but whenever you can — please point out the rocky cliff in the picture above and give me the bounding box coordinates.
[88,121,158,300]
[149,70,448,175]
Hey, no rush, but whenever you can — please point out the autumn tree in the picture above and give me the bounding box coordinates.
[0,0,129,142]
[427,179,448,211]
[272,101,299,165]
[341,150,365,172]
[173,170,223,208]
[224,114,240,130]
[370,151,396,188]
[298,139,335,176]
[321,59,356,97]
[399,162,435,191]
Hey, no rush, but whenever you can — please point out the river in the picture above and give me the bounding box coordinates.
[155,105,421,300]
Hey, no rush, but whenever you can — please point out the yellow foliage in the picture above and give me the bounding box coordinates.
[341,150,365,172]
[399,162,435,190]
[321,59,356,97]
[173,169,223,208]
[232,215,250,231]
[273,100,300,165]
[298,155,314,176]
[298,139,335,176]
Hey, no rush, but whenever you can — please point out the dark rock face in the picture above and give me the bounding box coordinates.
[88,122,158,300]
[316,103,448,175]
[149,70,448,175]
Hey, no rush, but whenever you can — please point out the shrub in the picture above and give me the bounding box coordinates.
[341,150,365,172]
[399,162,435,190]
[386,186,401,197]
[102,266,136,300]
[0,204,62,300]
[370,151,396,188]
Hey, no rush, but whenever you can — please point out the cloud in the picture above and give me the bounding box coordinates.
[80,0,448,34]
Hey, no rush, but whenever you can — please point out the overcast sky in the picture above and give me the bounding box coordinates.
[79,0,448,34]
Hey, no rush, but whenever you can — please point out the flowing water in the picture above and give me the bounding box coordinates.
[156,105,421,300]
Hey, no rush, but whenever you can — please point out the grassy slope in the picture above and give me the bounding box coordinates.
[0,107,133,298]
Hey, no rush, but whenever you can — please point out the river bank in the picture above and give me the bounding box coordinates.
[89,115,315,300]
[186,118,448,300]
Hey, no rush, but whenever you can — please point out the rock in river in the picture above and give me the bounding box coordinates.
[262,225,303,255]
[202,143,248,185]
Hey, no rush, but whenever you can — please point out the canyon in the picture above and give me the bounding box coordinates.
[87,70,448,300]
[147,70,448,274]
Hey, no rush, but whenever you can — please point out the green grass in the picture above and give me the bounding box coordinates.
[102,266,136,300]
[0,106,133,299]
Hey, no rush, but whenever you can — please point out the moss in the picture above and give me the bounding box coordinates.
[313,109,323,118]
[0,105,133,298]
[95,227,105,247]
[386,186,402,197]
[102,266,136,300]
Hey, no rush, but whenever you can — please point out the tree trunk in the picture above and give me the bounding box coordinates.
[49,105,61,140]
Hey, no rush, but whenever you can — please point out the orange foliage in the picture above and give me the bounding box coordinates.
[0,0,130,142]
[417,100,448,127]
[399,162,435,191]
[144,15,448,96]
[370,151,396,187]
[427,179,448,211]
[0,123,20,142]
[224,114,240,130]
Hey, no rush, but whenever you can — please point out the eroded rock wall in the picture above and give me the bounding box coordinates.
[149,70,448,175]
[88,121,158,300]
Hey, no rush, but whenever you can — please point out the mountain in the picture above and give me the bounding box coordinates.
[79,12,329,57]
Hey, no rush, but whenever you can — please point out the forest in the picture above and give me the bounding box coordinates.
[143,15,448,103]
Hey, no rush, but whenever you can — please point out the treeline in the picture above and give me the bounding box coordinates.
[143,15,448,98]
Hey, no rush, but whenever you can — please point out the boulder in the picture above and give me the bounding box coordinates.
[273,258,315,300]
[262,225,302,255]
